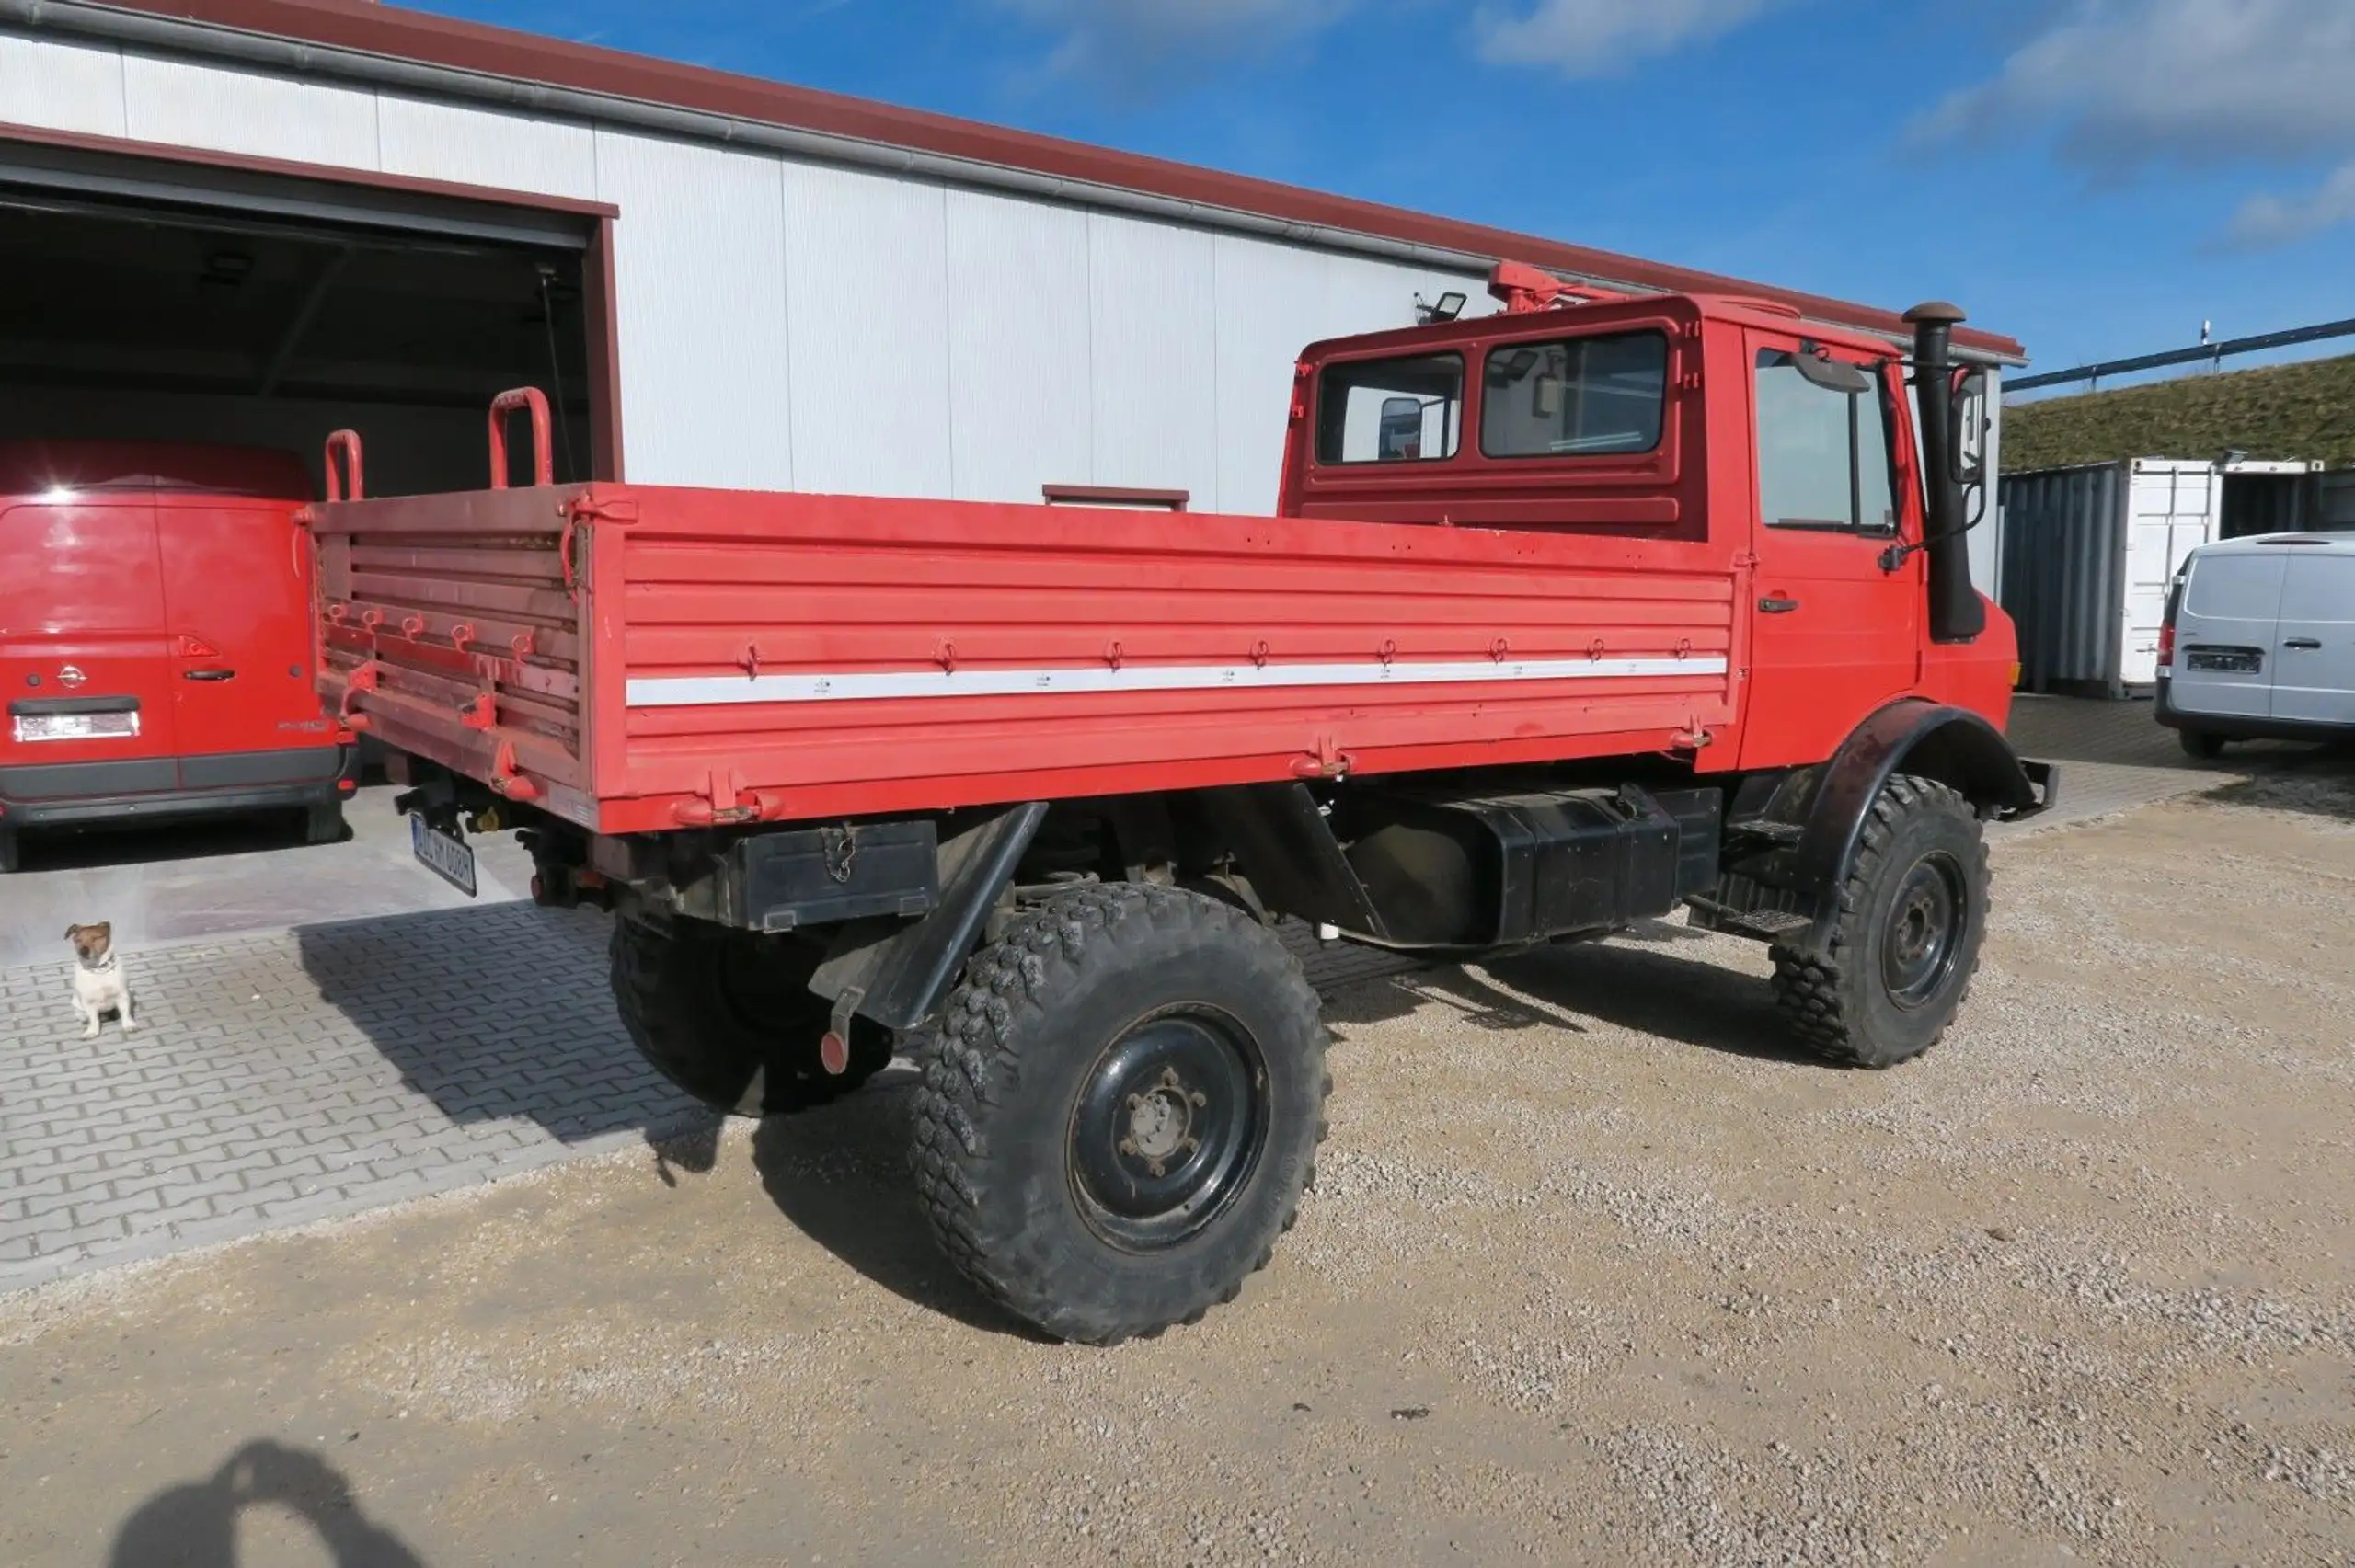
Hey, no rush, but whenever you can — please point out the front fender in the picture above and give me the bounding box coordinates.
[1786,700,2053,898]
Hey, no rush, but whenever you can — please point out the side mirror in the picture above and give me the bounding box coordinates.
[1792,351,1873,395]
[1377,396,1424,461]
[1948,367,1989,488]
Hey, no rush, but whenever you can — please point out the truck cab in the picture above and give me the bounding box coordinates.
[1279,269,2018,772]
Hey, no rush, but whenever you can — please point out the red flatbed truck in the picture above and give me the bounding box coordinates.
[307,269,2053,1344]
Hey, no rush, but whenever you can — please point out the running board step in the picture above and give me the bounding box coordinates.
[1683,895,1813,940]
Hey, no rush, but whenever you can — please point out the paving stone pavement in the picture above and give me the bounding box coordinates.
[1997,692,2318,835]
[0,898,1419,1294]
[0,696,2294,1295]
[0,902,711,1294]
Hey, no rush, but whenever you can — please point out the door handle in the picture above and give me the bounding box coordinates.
[1758,596,1801,614]
[183,668,237,681]
[2282,638,2322,650]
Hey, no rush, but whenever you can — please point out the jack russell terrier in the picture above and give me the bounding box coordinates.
[64,922,137,1039]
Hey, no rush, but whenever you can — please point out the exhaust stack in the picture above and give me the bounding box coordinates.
[1905,301,1988,644]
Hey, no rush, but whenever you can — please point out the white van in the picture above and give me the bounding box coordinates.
[2156,533,2355,757]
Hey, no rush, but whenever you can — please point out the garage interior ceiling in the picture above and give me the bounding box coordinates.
[0,140,596,495]
[0,196,585,409]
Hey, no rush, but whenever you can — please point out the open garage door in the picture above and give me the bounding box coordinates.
[0,131,614,496]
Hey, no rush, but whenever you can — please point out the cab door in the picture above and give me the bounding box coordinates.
[1735,335,1923,769]
[2269,550,2355,726]
[0,491,178,793]
[2168,550,2285,722]
[155,490,334,785]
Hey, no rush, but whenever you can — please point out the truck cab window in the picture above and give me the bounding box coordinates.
[1754,349,1897,533]
[1480,330,1667,458]
[1315,354,1464,464]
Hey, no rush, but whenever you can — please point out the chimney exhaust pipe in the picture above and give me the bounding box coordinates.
[1905,301,1988,644]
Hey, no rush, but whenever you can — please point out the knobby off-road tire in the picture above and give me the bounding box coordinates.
[1769,774,1990,1070]
[609,918,891,1116]
[911,883,1331,1345]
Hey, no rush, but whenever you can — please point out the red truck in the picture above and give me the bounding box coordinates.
[308,273,2052,1344]
[1,441,356,872]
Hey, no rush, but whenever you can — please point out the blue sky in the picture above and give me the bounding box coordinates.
[407,0,2355,380]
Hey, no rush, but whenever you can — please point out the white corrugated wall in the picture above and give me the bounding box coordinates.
[0,29,1497,511]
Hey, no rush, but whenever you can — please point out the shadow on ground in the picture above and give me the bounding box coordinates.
[294,900,711,1149]
[1326,920,1818,1068]
[2200,746,2355,823]
[745,1076,1034,1339]
[11,807,329,874]
[109,1440,424,1567]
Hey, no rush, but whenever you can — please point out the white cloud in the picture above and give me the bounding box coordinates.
[998,0,1352,73]
[1002,0,1783,79]
[2228,160,2355,247]
[1470,0,1779,76]
[1917,0,2355,171]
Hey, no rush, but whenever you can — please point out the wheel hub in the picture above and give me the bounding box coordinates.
[1120,1068,1204,1172]
[1882,851,1966,1010]
[1069,1010,1267,1251]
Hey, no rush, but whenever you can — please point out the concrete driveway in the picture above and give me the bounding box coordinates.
[0,785,533,973]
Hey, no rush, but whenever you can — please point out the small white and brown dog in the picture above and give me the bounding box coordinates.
[64,922,137,1038]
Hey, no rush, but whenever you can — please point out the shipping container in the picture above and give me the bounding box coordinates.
[1999,458,2219,696]
[2219,460,2341,538]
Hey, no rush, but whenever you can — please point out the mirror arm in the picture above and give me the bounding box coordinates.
[1878,483,1989,573]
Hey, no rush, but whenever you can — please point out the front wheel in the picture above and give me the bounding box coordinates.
[1770,775,1990,1069]
[910,884,1330,1345]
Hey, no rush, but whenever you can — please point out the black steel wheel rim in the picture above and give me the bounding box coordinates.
[1882,851,1966,1009]
[1068,1006,1269,1251]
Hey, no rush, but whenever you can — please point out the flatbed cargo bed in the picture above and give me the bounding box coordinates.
[311,482,1744,836]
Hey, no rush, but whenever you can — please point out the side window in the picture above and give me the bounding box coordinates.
[1315,354,1464,464]
[1754,349,1898,533]
[1480,330,1668,457]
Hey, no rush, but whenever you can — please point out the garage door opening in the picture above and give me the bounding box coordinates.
[0,132,612,498]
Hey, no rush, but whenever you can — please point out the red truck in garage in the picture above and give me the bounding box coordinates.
[308,272,2052,1345]
[0,441,356,872]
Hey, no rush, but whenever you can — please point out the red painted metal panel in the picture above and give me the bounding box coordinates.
[155,489,329,761]
[313,481,1744,833]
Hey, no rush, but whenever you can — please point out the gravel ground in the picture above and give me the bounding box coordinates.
[4,772,2353,1567]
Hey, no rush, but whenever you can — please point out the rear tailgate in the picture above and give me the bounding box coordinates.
[310,482,615,830]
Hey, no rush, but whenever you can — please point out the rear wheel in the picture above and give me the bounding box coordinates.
[304,802,346,845]
[911,883,1329,1345]
[0,827,17,875]
[1770,775,1989,1070]
[609,918,892,1116]
[2179,727,2227,761]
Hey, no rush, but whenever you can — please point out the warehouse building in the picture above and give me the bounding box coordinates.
[0,0,2021,539]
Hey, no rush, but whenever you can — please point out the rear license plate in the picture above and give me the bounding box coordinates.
[11,711,139,742]
[410,814,478,898]
[2186,647,2263,673]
